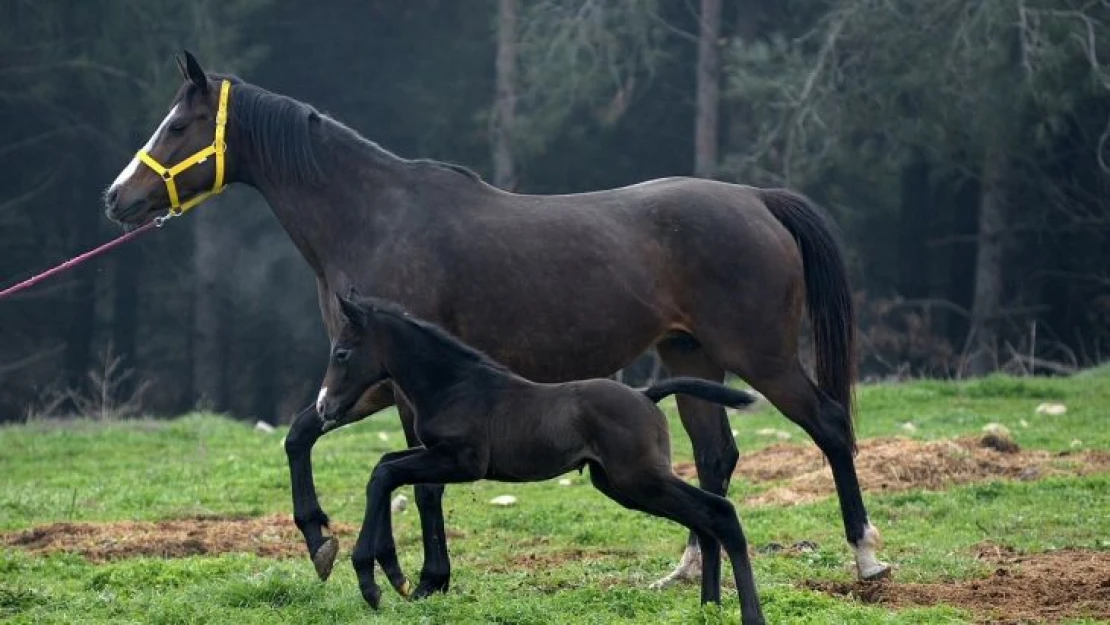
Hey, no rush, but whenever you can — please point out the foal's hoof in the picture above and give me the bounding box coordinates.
[312,537,340,581]
[361,582,383,610]
[412,574,450,599]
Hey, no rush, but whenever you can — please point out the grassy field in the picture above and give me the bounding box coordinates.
[2,369,1109,624]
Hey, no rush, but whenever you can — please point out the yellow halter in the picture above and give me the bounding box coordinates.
[137,79,231,218]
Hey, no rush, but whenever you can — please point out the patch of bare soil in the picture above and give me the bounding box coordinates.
[0,514,359,562]
[806,546,1110,623]
[488,547,639,573]
[674,436,1110,507]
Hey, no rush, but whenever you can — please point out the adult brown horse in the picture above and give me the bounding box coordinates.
[103,51,889,599]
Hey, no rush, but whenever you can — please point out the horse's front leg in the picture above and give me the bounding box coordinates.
[286,382,394,581]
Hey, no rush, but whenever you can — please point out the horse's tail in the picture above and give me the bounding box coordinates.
[640,377,759,410]
[759,188,858,446]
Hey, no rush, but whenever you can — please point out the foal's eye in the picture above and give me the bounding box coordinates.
[334,348,352,363]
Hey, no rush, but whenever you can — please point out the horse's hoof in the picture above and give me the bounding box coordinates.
[396,578,414,599]
[312,537,340,581]
[859,562,892,581]
[412,575,450,599]
[361,582,383,610]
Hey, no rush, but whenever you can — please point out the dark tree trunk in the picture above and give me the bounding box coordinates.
[110,243,141,400]
[192,206,228,411]
[967,138,1009,376]
[492,0,518,190]
[694,0,722,178]
[897,150,932,299]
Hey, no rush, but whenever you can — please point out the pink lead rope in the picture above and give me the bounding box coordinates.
[0,221,158,301]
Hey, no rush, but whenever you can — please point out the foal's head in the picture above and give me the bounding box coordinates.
[316,294,393,421]
[104,50,235,226]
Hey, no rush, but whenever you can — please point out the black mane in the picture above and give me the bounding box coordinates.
[355,296,510,375]
[195,74,481,185]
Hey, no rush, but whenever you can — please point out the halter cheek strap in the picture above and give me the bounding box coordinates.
[137,79,231,218]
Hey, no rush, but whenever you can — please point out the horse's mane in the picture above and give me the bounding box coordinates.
[355,296,511,375]
[182,74,482,186]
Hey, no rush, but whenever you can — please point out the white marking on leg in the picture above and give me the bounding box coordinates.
[852,523,890,580]
[649,543,703,589]
[316,386,328,417]
[108,104,179,191]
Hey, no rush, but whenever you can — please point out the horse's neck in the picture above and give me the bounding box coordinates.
[243,127,403,280]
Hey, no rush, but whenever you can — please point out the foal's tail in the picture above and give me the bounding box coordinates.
[640,377,759,410]
[759,188,858,446]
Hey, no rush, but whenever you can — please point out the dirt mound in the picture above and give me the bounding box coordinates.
[674,436,1110,506]
[1,514,358,562]
[807,547,1110,623]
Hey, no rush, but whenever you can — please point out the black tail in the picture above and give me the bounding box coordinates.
[759,188,858,443]
[641,377,759,410]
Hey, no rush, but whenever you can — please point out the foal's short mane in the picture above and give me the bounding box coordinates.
[183,74,482,186]
[358,297,511,375]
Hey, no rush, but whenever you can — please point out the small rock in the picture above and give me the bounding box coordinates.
[489,495,518,506]
[982,423,1011,437]
[1035,403,1067,416]
[254,420,275,434]
[377,432,390,441]
[558,478,572,487]
[900,422,918,434]
[1019,419,1030,428]
[391,494,409,513]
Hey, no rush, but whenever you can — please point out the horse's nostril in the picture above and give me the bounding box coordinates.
[105,188,119,207]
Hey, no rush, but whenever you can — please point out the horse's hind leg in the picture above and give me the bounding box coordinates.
[649,339,737,589]
[744,361,889,580]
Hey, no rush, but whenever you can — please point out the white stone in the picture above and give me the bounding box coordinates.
[489,495,518,506]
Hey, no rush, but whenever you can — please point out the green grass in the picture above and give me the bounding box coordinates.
[2,371,1109,624]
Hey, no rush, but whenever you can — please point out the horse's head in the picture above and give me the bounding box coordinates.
[317,292,392,421]
[105,50,233,227]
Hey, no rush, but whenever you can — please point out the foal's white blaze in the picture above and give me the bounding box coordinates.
[852,523,890,579]
[316,386,328,417]
[108,104,180,192]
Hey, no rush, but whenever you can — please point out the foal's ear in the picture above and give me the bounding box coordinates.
[181,49,209,94]
[337,293,366,328]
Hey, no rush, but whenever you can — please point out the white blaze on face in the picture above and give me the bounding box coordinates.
[108,104,180,193]
[316,386,328,417]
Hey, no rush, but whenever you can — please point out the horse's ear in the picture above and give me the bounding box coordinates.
[174,53,189,81]
[337,293,366,328]
[181,49,209,94]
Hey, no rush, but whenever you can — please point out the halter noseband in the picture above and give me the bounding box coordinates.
[137,79,231,218]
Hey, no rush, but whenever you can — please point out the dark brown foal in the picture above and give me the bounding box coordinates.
[316,294,766,624]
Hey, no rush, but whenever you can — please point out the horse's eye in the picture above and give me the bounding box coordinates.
[168,120,188,134]
[334,348,352,364]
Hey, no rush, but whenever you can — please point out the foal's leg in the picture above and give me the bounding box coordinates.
[651,341,738,589]
[352,446,482,610]
[591,467,764,624]
[395,400,453,599]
